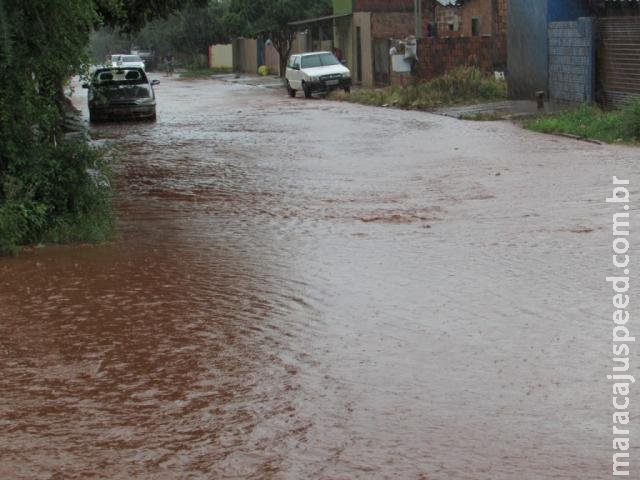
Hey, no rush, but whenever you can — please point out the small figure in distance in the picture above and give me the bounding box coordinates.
[165,54,175,77]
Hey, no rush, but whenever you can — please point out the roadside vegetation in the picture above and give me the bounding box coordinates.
[330,67,507,109]
[94,0,331,75]
[523,100,640,144]
[0,0,198,255]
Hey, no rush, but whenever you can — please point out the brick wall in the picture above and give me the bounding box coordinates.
[496,0,507,35]
[436,6,462,37]
[458,0,493,37]
[371,12,415,39]
[548,18,596,103]
[417,35,496,79]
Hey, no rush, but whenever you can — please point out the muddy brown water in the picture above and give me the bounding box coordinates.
[1,76,639,479]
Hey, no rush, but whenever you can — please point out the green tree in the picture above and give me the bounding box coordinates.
[227,0,331,76]
[0,0,198,253]
[134,0,230,68]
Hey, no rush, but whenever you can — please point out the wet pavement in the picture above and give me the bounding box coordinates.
[1,75,639,479]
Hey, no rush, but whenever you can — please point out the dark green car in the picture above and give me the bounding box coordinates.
[84,67,159,122]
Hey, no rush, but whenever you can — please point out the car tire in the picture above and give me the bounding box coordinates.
[344,86,351,94]
[302,82,312,99]
[148,112,157,122]
[287,81,296,98]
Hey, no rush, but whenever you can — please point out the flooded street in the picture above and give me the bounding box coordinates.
[1,75,639,479]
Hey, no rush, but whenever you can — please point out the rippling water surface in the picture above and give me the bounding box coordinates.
[1,76,639,479]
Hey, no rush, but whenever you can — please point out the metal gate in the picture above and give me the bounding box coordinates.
[598,17,640,108]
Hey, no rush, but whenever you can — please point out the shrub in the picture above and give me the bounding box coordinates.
[0,140,112,255]
[332,66,507,109]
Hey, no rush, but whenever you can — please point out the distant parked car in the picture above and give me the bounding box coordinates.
[110,54,146,70]
[130,48,155,70]
[83,67,159,122]
[285,51,351,98]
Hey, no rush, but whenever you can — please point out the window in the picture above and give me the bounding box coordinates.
[471,17,479,36]
[300,53,340,69]
[293,57,300,69]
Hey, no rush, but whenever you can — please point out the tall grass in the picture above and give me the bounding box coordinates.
[524,98,640,144]
[331,67,507,109]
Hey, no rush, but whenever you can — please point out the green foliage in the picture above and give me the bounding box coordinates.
[620,97,640,140]
[0,140,112,255]
[524,99,640,144]
[332,67,507,109]
[93,1,231,68]
[228,0,331,76]
[95,0,208,33]
[1,0,193,254]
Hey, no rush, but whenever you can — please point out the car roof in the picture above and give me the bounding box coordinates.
[298,51,332,57]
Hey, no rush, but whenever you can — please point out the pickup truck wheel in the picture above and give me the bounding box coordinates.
[286,81,296,98]
[302,82,312,99]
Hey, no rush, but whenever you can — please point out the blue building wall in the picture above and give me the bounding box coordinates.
[548,18,596,103]
[508,0,590,99]
[508,0,548,98]
[548,0,590,22]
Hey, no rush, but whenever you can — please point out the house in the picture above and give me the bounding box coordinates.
[507,0,591,99]
[436,0,507,39]
[507,0,640,106]
[292,0,505,88]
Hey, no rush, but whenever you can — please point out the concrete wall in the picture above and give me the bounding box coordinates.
[209,44,233,69]
[291,32,311,54]
[548,18,596,103]
[353,12,374,87]
[265,43,281,76]
[233,38,258,74]
[507,0,549,98]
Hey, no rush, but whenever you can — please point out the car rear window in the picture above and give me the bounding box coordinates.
[94,69,147,85]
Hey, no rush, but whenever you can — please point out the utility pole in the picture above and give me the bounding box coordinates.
[414,0,423,39]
